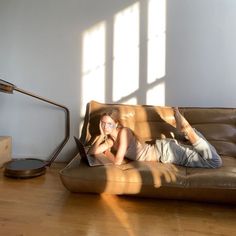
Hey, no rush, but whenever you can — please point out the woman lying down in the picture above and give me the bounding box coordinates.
[88,107,222,168]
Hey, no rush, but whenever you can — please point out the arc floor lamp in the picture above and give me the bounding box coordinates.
[0,79,70,178]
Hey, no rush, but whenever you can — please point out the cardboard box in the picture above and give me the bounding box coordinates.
[0,136,12,167]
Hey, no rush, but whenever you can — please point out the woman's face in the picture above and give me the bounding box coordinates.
[100,115,117,134]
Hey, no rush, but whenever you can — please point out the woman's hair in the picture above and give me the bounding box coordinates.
[100,108,122,126]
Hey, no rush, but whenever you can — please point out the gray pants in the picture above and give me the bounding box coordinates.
[156,130,222,168]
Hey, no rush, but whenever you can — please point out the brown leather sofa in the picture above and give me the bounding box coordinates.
[60,100,236,203]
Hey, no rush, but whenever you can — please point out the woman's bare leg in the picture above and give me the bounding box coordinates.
[173,107,199,144]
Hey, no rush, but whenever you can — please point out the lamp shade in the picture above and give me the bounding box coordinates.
[0,79,14,93]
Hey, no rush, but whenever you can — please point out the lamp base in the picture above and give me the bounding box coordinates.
[4,158,47,178]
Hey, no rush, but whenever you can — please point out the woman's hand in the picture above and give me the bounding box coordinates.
[99,121,105,136]
[88,122,111,155]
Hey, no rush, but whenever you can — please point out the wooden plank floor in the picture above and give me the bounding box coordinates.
[0,163,235,236]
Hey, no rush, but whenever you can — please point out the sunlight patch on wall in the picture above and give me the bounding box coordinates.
[147,0,166,105]
[81,21,106,115]
[122,97,137,105]
[113,2,139,104]
[147,81,165,105]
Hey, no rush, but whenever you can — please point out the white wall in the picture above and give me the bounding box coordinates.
[165,0,236,107]
[0,0,235,161]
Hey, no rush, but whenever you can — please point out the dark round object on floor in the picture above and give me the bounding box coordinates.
[4,159,47,178]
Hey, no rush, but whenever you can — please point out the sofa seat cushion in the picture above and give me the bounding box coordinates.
[60,154,236,195]
[186,156,236,189]
[60,154,186,194]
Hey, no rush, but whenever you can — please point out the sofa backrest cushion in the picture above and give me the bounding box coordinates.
[80,100,236,158]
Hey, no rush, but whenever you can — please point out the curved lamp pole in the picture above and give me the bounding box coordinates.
[0,79,70,178]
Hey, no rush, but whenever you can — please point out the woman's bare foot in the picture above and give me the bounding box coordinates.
[173,107,199,144]
[173,107,190,133]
